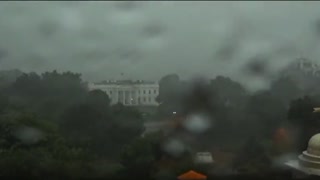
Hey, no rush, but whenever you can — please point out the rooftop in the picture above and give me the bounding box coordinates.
[93,79,158,85]
[178,170,207,180]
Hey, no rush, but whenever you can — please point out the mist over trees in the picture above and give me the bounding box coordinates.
[0,59,320,178]
[0,70,144,178]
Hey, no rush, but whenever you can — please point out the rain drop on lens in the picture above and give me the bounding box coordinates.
[163,139,185,157]
[183,113,211,134]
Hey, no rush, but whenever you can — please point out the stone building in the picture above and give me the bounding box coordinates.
[88,80,159,106]
[286,133,320,178]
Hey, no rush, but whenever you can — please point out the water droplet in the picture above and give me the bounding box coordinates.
[38,21,59,37]
[60,9,83,30]
[141,22,165,39]
[13,126,44,145]
[245,57,269,76]
[163,138,185,157]
[183,113,212,134]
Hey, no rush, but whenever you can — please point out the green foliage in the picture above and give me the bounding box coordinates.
[0,108,92,178]
[0,93,9,113]
[6,70,87,122]
[157,74,180,104]
[156,74,184,117]
[121,137,156,168]
[287,96,316,125]
[119,132,167,178]
[120,134,158,178]
[244,91,287,137]
[86,89,111,112]
[110,104,145,142]
[287,96,320,152]
[233,137,272,173]
[60,97,144,158]
[210,76,248,107]
[2,67,320,178]
[269,76,303,105]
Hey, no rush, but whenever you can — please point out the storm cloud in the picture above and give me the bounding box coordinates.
[1,1,320,90]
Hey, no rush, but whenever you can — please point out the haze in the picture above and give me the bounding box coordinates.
[1,1,320,90]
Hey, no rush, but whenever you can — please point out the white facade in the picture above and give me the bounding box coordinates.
[194,152,214,164]
[283,58,320,77]
[88,80,159,106]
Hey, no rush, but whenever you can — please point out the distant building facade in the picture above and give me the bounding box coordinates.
[282,58,320,77]
[88,80,159,106]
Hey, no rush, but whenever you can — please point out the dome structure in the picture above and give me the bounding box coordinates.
[307,134,320,156]
[286,133,320,176]
[298,133,320,169]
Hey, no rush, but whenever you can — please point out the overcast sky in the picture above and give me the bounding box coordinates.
[1,1,320,90]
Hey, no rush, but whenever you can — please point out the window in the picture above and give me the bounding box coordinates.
[154,89,157,94]
[149,90,151,94]
[110,91,112,94]
[143,90,146,94]
[148,97,151,102]
[143,97,146,102]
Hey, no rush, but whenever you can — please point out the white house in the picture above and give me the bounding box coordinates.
[88,80,159,106]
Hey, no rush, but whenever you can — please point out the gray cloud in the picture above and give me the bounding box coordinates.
[1,1,320,90]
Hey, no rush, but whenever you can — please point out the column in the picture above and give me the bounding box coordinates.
[114,88,118,105]
[129,90,133,105]
[123,88,126,105]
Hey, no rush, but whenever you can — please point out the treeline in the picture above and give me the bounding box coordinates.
[155,68,320,174]
[0,66,320,179]
[0,70,145,178]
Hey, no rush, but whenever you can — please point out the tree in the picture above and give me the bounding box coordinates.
[210,76,248,108]
[60,104,105,143]
[181,79,217,114]
[118,131,193,179]
[269,77,303,107]
[0,93,8,113]
[86,89,111,111]
[287,96,319,152]
[157,74,184,117]
[60,102,145,158]
[5,70,88,122]
[156,74,180,104]
[109,103,145,145]
[0,109,91,178]
[233,136,272,173]
[208,76,248,139]
[120,132,163,179]
[244,91,287,139]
